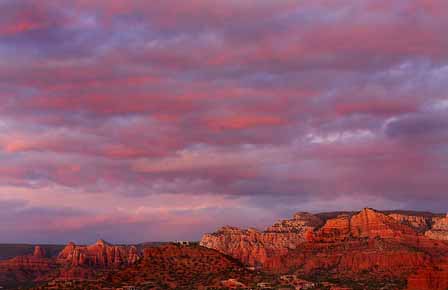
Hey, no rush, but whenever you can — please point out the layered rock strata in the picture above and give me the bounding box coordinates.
[201,208,448,289]
[425,214,448,241]
[57,239,140,267]
[200,213,323,267]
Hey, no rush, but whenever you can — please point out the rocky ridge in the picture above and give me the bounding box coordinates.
[57,239,140,267]
[201,212,322,267]
[1,208,447,289]
[425,213,448,241]
[200,208,448,290]
[0,240,142,288]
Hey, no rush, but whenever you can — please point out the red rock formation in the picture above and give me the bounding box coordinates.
[33,245,46,258]
[0,246,53,271]
[201,209,422,266]
[201,208,448,287]
[388,213,433,232]
[200,213,323,267]
[425,214,448,241]
[0,240,144,287]
[263,238,431,279]
[266,212,323,232]
[57,239,140,267]
[0,246,56,287]
[350,208,417,239]
[407,259,448,290]
[314,214,350,241]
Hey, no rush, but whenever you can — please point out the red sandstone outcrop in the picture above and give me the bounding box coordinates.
[200,208,448,287]
[263,238,431,277]
[201,208,421,266]
[0,246,56,286]
[315,214,351,241]
[0,240,143,286]
[200,213,323,266]
[425,214,448,241]
[407,259,448,290]
[388,213,432,233]
[57,239,140,267]
[266,212,323,232]
[33,245,46,258]
[350,208,417,239]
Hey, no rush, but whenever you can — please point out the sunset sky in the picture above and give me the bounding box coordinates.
[1,0,448,244]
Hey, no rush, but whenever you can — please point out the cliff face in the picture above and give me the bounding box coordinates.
[201,208,422,267]
[388,213,432,233]
[425,214,448,241]
[57,239,140,267]
[350,208,417,239]
[406,259,448,290]
[200,213,322,266]
[315,214,350,241]
[200,208,448,289]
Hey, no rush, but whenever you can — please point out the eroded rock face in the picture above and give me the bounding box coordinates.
[266,212,324,232]
[200,208,448,287]
[350,208,416,239]
[201,208,420,266]
[388,213,432,233]
[33,246,46,258]
[425,214,448,241]
[407,259,448,290]
[315,214,351,241]
[57,239,140,267]
[200,213,322,267]
[0,240,143,286]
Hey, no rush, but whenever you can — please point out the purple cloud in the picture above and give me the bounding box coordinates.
[0,0,448,243]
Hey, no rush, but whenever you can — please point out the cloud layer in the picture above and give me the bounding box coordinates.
[1,0,447,243]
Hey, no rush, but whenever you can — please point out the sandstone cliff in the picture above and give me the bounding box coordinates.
[201,208,423,267]
[314,214,351,241]
[406,259,448,290]
[200,213,322,267]
[200,208,448,289]
[425,214,448,241]
[350,208,417,239]
[57,239,140,267]
[388,213,432,233]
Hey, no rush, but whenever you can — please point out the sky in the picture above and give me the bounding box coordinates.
[0,0,447,244]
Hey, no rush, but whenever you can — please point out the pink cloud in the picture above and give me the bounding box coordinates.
[205,114,286,131]
[0,20,44,36]
[1,0,448,243]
